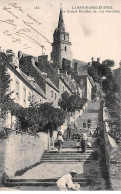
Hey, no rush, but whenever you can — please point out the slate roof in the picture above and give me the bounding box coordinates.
[73,59,88,67]
[19,56,59,92]
[35,60,60,89]
[0,52,46,98]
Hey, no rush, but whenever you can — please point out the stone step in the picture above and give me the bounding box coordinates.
[41,154,93,158]
[40,159,93,163]
[5,178,87,187]
[41,158,93,161]
[44,152,93,155]
[43,154,93,157]
[45,149,94,153]
[42,153,93,157]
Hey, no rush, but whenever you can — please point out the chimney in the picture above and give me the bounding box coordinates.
[56,68,60,74]
[38,55,48,63]
[97,57,100,63]
[91,56,94,63]
[6,49,19,68]
[31,56,35,66]
[18,51,23,59]
[42,72,48,79]
[74,63,78,71]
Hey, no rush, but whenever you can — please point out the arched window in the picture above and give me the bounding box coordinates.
[65,46,66,51]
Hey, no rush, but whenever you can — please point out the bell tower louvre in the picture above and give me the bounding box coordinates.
[51,8,72,70]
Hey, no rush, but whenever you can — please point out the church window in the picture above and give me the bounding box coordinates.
[64,35,65,40]
[65,46,67,51]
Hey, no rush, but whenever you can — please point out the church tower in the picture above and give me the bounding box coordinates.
[51,8,72,69]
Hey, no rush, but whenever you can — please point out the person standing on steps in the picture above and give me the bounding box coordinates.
[76,138,81,152]
[56,170,80,191]
[67,126,71,140]
[83,121,86,128]
[81,134,86,153]
[57,131,63,152]
[57,130,62,137]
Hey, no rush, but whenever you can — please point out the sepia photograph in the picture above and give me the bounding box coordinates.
[0,0,121,191]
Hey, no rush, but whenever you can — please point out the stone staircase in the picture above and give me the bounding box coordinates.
[5,177,87,187]
[5,100,100,189]
[40,149,94,163]
[76,100,100,134]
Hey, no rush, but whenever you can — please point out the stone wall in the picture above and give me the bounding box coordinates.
[0,140,5,186]
[5,132,48,178]
[109,147,121,190]
[103,106,121,190]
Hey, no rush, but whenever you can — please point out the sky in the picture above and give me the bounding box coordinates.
[0,0,121,68]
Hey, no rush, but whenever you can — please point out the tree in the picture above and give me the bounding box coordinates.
[67,94,86,112]
[58,91,70,111]
[0,59,13,119]
[58,91,87,113]
[19,102,66,134]
[88,59,115,83]
[101,60,120,142]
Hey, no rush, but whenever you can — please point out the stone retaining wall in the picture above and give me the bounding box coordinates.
[5,132,48,178]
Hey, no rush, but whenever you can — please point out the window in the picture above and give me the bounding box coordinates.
[55,93,57,100]
[51,90,53,98]
[64,35,65,40]
[63,86,64,92]
[56,47,57,51]
[65,46,67,51]
[23,87,26,105]
[16,80,19,99]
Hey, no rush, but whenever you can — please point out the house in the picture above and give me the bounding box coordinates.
[19,54,60,108]
[0,51,46,129]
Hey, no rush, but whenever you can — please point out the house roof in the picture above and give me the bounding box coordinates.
[0,52,46,98]
[19,55,59,92]
[35,60,60,89]
[73,59,88,67]
[113,68,121,78]
[33,63,59,92]
[20,71,46,98]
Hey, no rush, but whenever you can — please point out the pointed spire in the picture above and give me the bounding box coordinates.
[58,7,65,31]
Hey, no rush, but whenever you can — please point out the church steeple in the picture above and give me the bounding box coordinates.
[58,8,65,31]
[51,8,72,69]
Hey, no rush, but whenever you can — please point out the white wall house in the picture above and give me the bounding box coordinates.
[0,52,46,129]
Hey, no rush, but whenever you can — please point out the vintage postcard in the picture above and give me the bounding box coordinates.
[0,0,121,191]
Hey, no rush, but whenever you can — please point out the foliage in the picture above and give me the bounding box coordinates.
[58,91,87,112]
[0,59,13,119]
[88,59,120,142]
[92,122,110,189]
[18,102,66,133]
[102,64,120,142]
[88,59,115,83]
[58,91,70,111]
[67,94,86,112]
